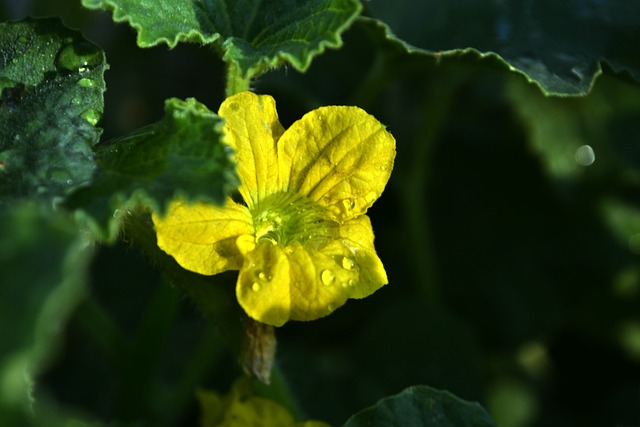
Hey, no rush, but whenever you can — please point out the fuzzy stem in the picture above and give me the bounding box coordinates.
[225,62,251,97]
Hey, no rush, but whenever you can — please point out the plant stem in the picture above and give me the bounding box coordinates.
[225,62,251,97]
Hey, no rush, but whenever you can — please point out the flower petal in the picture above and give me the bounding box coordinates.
[237,243,291,327]
[278,106,395,221]
[218,92,285,207]
[337,215,388,299]
[236,215,387,326]
[152,199,254,276]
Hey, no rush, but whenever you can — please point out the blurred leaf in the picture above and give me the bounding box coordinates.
[0,18,106,204]
[0,203,93,418]
[66,97,239,241]
[366,1,640,95]
[506,72,640,181]
[601,199,640,255]
[80,0,361,79]
[343,385,496,427]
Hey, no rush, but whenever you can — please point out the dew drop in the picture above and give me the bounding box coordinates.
[81,109,101,126]
[258,271,272,281]
[327,304,335,312]
[55,42,102,73]
[70,97,81,106]
[342,199,355,210]
[252,282,261,292]
[575,145,595,166]
[321,269,336,286]
[341,256,356,270]
[78,78,96,88]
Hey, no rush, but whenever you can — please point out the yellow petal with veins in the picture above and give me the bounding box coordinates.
[236,215,387,326]
[236,243,291,327]
[218,92,285,207]
[152,199,254,276]
[277,105,395,222]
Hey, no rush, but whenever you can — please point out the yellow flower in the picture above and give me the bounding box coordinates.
[153,92,395,326]
[197,378,330,427]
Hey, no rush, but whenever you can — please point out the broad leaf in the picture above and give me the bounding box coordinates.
[0,203,93,415]
[343,386,496,427]
[80,0,361,79]
[365,1,640,95]
[66,97,238,241]
[0,18,106,203]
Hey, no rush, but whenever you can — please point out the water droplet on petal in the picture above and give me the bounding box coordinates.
[252,282,261,292]
[342,199,355,211]
[321,269,336,286]
[258,271,271,281]
[327,304,335,312]
[341,256,356,270]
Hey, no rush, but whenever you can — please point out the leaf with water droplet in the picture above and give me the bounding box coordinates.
[0,18,106,204]
[55,42,103,73]
[506,71,640,180]
[81,109,101,126]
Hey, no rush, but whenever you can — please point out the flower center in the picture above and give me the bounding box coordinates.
[250,192,337,247]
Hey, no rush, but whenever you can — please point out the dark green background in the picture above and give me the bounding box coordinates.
[2,0,640,426]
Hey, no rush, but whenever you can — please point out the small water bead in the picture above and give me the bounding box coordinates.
[342,198,355,210]
[81,109,101,126]
[258,271,272,281]
[341,256,356,270]
[252,282,261,292]
[321,269,336,286]
[327,304,335,312]
[342,279,356,289]
[55,42,102,73]
[575,145,595,166]
[78,78,96,88]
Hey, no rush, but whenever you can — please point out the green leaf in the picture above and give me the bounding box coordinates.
[66,97,239,241]
[80,0,362,78]
[0,203,93,414]
[343,386,496,427]
[0,18,106,203]
[365,1,640,95]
